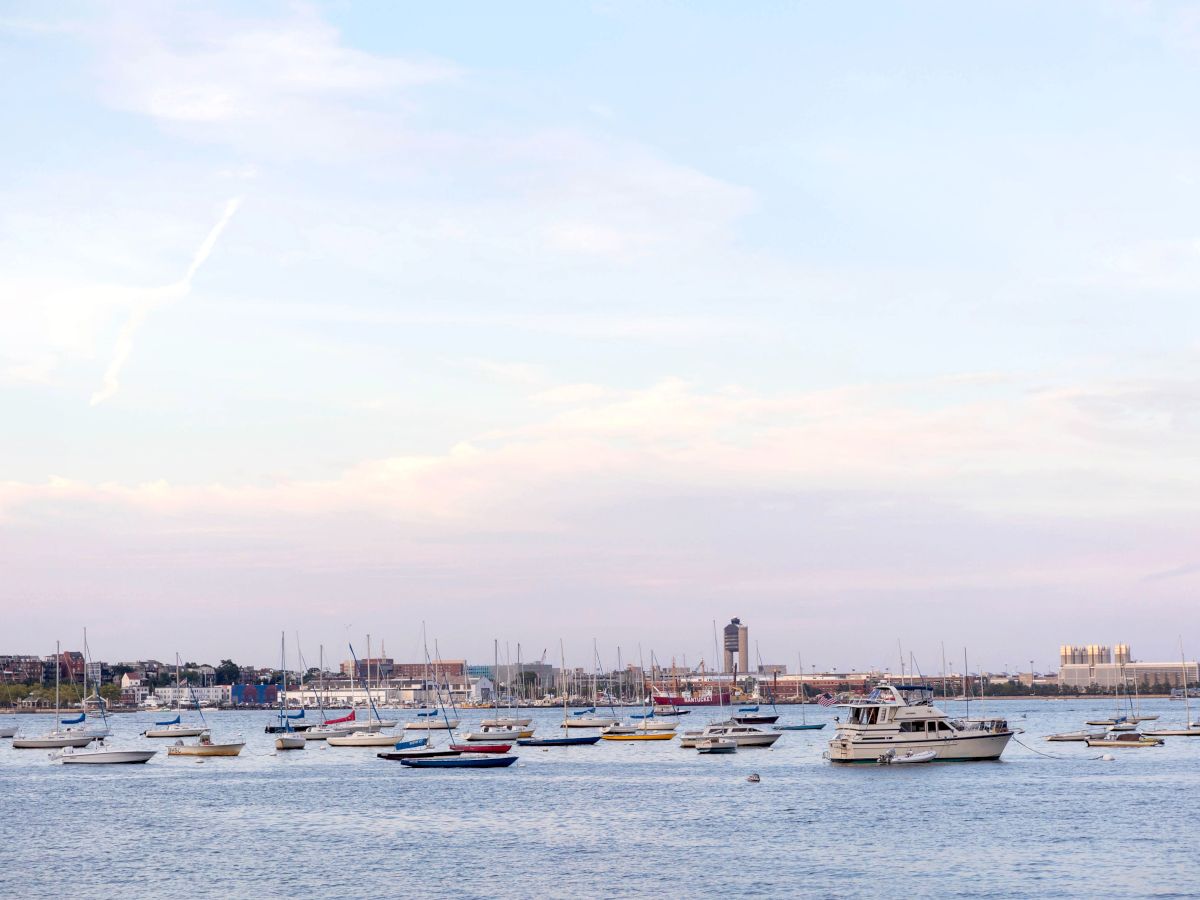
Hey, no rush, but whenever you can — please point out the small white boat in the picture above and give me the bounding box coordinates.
[166,732,246,757]
[679,724,782,748]
[1084,732,1164,748]
[696,738,737,754]
[302,725,354,741]
[602,722,678,735]
[462,727,524,741]
[57,742,157,765]
[878,749,937,765]
[403,718,460,730]
[562,716,617,728]
[0,724,18,739]
[1046,731,1107,742]
[327,730,400,747]
[275,734,306,751]
[480,717,532,728]
[13,731,97,749]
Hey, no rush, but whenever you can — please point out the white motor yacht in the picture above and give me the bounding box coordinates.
[827,683,1013,763]
[678,723,781,748]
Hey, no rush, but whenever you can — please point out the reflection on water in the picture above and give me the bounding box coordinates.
[2,700,1197,898]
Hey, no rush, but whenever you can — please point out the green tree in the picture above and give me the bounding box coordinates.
[214,660,241,684]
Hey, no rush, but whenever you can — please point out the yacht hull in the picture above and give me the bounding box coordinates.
[828,732,1012,762]
[13,734,96,749]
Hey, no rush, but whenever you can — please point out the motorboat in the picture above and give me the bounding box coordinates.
[0,724,17,739]
[696,738,737,754]
[679,723,782,748]
[1084,732,1164,748]
[275,734,306,751]
[56,742,157,765]
[327,730,400,747]
[166,732,246,757]
[827,683,1013,762]
[878,749,937,765]
[480,717,532,728]
[778,723,826,731]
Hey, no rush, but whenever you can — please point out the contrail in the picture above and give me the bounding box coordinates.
[90,197,243,407]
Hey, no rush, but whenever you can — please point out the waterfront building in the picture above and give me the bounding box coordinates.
[0,655,48,684]
[154,684,233,705]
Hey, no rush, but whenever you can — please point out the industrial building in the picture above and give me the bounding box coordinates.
[1057,643,1196,689]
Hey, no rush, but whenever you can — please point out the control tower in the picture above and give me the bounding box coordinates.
[723,618,749,674]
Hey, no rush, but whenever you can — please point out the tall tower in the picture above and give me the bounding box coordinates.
[723,618,749,673]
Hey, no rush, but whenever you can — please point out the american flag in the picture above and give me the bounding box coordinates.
[816,692,837,707]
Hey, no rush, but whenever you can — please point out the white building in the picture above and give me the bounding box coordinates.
[153,685,233,705]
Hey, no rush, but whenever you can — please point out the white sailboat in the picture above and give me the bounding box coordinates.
[144,655,207,738]
[274,633,306,751]
[1145,639,1200,737]
[13,641,98,749]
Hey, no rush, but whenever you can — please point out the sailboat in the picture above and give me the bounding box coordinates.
[301,645,357,739]
[144,656,207,738]
[778,651,826,730]
[13,642,100,749]
[274,633,305,751]
[403,647,460,730]
[733,644,780,725]
[603,646,677,738]
[329,642,401,746]
[1145,639,1200,737]
[563,645,617,728]
[519,641,602,747]
[480,640,532,728]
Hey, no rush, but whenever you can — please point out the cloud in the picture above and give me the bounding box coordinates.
[90,197,242,406]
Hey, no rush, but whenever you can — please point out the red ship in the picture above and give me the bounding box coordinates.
[650,690,731,707]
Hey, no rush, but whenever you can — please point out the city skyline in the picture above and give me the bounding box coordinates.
[4,3,1200,663]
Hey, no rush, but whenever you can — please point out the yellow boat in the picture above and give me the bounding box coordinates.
[600,731,675,741]
[166,732,246,757]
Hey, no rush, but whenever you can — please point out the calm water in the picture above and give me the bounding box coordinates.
[1,699,1198,899]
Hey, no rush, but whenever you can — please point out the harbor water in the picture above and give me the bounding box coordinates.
[1,699,1198,898]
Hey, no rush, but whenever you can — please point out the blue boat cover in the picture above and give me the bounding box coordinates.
[155,715,181,726]
[571,707,595,716]
[416,709,439,717]
[61,712,86,724]
[393,738,428,750]
[630,712,654,719]
[285,709,304,719]
[738,706,759,712]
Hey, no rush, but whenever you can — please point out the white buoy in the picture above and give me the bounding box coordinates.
[1102,754,1116,761]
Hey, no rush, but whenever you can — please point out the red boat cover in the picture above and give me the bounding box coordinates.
[324,710,356,725]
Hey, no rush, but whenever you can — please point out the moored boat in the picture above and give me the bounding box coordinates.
[518,735,601,747]
[1084,732,1164,748]
[57,743,157,765]
[679,723,782,748]
[166,732,245,757]
[826,683,1013,763]
[327,730,400,747]
[601,731,675,741]
[377,747,463,761]
[399,754,517,768]
[275,734,306,751]
[878,749,937,765]
[696,738,736,754]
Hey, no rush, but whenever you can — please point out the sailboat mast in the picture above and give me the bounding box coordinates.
[55,639,61,731]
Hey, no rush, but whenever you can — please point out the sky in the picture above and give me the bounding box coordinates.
[2,1,1200,672]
